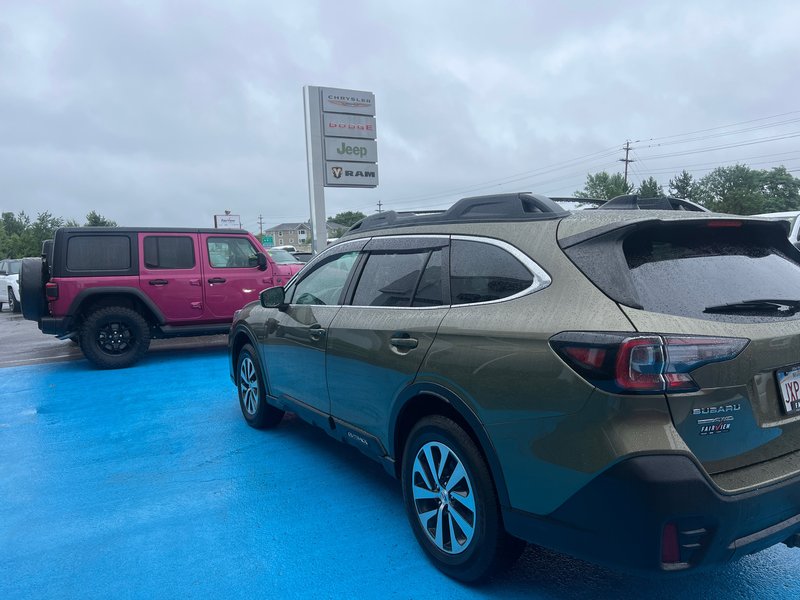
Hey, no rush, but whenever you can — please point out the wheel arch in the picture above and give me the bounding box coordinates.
[390,383,511,507]
[70,288,163,328]
[229,323,261,383]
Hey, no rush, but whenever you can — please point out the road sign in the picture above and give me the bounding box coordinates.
[262,235,274,246]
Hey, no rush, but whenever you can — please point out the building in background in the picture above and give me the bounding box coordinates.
[263,221,348,248]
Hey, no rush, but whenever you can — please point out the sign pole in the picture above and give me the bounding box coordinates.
[303,86,328,255]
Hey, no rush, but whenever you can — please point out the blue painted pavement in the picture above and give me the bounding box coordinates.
[1,348,799,599]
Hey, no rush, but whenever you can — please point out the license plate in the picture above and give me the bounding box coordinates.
[776,365,800,414]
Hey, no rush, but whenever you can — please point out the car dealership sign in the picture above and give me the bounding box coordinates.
[304,85,379,252]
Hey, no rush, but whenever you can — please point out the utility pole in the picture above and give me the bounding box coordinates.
[257,214,264,236]
[620,140,634,184]
[377,200,383,213]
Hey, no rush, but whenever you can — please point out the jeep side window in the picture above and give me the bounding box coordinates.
[66,235,131,271]
[450,239,533,305]
[291,251,359,306]
[352,249,443,307]
[143,236,195,269]
[207,237,259,268]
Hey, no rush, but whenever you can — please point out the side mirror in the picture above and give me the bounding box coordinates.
[0,270,6,276]
[256,252,268,271]
[260,286,287,310]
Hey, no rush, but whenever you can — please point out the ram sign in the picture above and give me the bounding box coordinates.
[324,161,380,187]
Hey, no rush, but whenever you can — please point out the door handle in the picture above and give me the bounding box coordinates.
[309,325,326,341]
[148,279,169,286]
[390,336,419,350]
[208,277,226,284]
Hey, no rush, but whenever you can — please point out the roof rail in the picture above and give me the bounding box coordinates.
[346,192,569,234]
[599,195,709,212]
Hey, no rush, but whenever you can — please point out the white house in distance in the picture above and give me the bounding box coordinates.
[263,221,349,248]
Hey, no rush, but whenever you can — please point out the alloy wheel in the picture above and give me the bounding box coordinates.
[239,355,259,415]
[96,321,133,354]
[411,441,476,554]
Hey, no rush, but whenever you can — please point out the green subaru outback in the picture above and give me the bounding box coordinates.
[228,193,800,582]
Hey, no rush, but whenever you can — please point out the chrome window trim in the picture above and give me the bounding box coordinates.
[448,234,552,307]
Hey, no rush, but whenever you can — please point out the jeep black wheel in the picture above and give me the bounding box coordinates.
[401,416,524,583]
[236,344,284,429]
[8,288,20,313]
[80,306,151,369]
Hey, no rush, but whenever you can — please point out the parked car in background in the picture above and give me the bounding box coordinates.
[754,210,800,248]
[229,192,800,583]
[291,251,313,263]
[20,227,303,369]
[266,247,305,266]
[0,258,22,312]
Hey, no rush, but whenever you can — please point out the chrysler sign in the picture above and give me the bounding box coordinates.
[321,87,375,116]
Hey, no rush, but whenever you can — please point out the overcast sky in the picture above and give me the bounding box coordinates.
[2,0,799,232]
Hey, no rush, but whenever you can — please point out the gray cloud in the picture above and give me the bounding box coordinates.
[1,0,799,231]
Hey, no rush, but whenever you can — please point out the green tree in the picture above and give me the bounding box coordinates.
[329,211,366,228]
[574,172,634,200]
[691,164,800,214]
[637,177,664,198]
[760,166,800,212]
[0,211,63,257]
[668,170,695,200]
[85,211,117,227]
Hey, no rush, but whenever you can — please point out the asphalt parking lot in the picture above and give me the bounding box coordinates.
[2,311,800,599]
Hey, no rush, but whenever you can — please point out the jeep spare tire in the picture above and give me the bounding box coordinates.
[19,257,48,322]
[80,306,151,369]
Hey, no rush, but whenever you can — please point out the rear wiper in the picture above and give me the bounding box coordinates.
[704,299,800,315]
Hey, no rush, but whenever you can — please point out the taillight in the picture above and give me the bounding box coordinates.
[45,282,58,300]
[550,332,748,394]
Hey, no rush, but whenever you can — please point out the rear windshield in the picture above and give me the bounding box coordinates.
[623,224,800,322]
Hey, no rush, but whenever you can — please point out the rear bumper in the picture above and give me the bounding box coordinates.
[502,454,800,572]
[40,316,71,336]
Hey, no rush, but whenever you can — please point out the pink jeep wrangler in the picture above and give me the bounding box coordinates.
[20,227,304,369]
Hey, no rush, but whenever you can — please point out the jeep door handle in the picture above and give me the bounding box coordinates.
[309,325,326,341]
[390,336,418,350]
[207,277,226,284]
[148,279,169,286]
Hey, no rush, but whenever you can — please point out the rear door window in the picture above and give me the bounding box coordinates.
[143,236,195,269]
[352,249,443,307]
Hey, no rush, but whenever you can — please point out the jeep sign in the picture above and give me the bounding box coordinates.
[324,137,378,163]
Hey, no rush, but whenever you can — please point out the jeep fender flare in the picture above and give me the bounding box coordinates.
[67,287,166,326]
[389,382,511,508]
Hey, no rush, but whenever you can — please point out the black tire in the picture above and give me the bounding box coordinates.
[79,306,151,369]
[236,344,284,429]
[401,416,525,583]
[8,287,21,313]
[19,257,47,322]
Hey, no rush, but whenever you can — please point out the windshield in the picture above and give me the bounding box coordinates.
[267,248,302,264]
